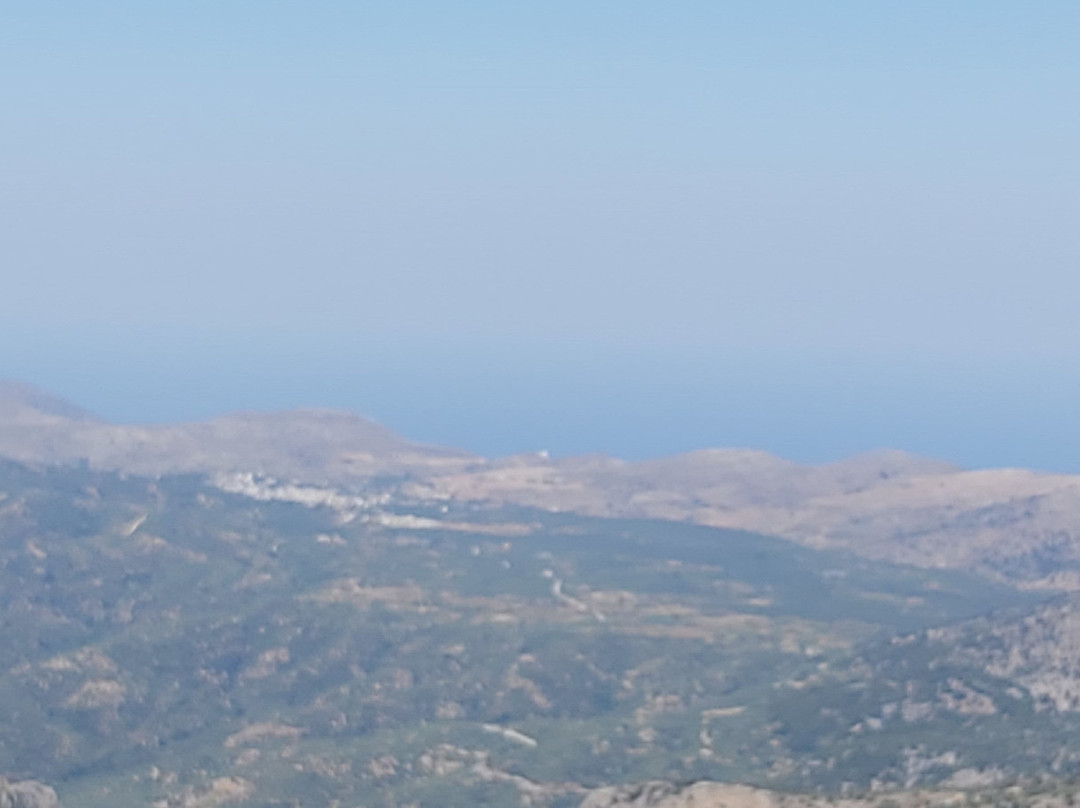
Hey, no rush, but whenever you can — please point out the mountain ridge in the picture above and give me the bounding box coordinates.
[4,380,1080,589]
[4,386,1080,805]
[0,380,474,479]
[0,381,102,424]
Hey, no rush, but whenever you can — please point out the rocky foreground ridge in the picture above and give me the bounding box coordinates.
[580,780,1075,808]
[0,779,59,808]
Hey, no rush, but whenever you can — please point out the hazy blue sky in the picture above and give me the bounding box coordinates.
[3,3,1080,468]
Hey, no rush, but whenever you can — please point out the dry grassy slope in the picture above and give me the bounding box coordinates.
[0,381,101,423]
[416,451,1080,589]
[0,382,475,480]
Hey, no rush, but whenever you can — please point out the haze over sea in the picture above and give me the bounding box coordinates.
[3,2,1079,470]
[3,327,1078,473]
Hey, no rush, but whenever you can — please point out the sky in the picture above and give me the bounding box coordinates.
[3,2,1080,468]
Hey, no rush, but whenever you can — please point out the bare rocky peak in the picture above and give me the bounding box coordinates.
[818,448,960,490]
[625,447,957,501]
[0,381,472,479]
[629,448,800,485]
[0,778,60,808]
[0,381,101,424]
[171,407,425,460]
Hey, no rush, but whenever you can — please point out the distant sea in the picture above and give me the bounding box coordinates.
[5,328,1079,472]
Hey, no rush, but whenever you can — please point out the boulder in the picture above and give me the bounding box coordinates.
[0,779,60,808]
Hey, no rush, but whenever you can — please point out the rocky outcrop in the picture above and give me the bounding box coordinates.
[580,782,682,808]
[579,782,989,808]
[580,782,775,808]
[154,776,254,808]
[934,594,1080,711]
[0,779,60,808]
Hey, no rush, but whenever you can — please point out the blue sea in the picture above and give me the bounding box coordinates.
[4,328,1078,472]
